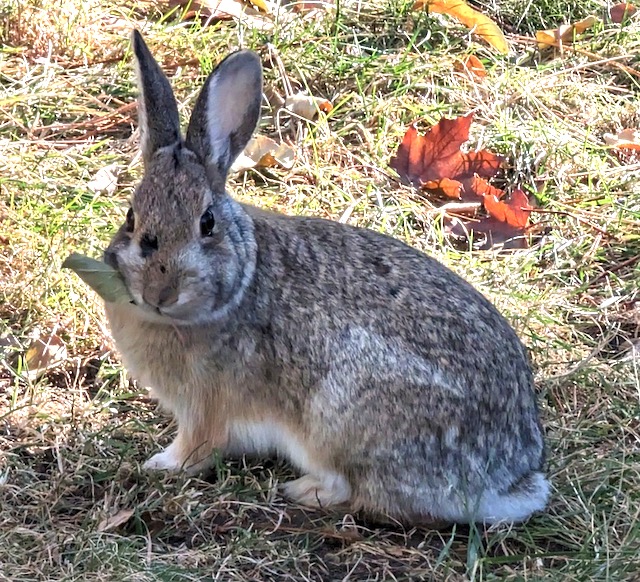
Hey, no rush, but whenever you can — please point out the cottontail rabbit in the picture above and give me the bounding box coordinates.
[103,30,549,524]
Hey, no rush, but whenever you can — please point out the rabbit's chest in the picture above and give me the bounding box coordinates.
[105,304,250,395]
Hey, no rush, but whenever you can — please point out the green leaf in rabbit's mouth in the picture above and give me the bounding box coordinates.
[63,252,134,304]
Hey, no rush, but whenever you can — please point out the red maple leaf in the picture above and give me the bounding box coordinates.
[390,113,504,200]
[390,114,535,247]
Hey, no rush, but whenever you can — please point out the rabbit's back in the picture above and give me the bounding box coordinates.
[247,206,534,402]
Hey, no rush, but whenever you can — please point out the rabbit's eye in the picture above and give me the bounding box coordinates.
[200,206,216,238]
[125,207,135,232]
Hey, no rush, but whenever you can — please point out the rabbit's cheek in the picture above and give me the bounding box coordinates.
[112,237,146,282]
[104,248,120,270]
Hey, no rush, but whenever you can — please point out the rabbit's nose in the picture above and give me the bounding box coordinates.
[143,285,179,308]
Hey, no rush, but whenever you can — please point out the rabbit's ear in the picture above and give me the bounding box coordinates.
[131,30,182,163]
[185,50,262,188]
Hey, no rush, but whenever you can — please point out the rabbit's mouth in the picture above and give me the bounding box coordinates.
[124,302,192,328]
[157,304,207,325]
[137,297,200,326]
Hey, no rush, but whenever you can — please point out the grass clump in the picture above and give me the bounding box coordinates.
[1,0,640,580]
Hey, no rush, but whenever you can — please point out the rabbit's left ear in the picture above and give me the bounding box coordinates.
[131,30,182,164]
[185,51,262,189]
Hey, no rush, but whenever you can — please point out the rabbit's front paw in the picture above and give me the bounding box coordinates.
[143,445,183,472]
[281,473,351,508]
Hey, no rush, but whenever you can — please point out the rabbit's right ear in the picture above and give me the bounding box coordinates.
[131,30,182,164]
[185,51,262,189]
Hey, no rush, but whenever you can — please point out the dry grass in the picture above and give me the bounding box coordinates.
[1,0,640,579]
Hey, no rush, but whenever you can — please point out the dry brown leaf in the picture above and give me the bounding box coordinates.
[444,189,536,250]
[445,215,529,249]
[413,0,509,54]
[609,3,637,23]
[97,509,134,533]
[284,93,333,121]
[231,135,295,173]
[290,0,334,12]
[263,85,285,109]
[86,163,119,196]
[603,128,640,150]
[168,0,333,28]
[454,55,487,80]
[169,0,274,29]
[536,16,599,48]
[24,333,67,380]
[445,187,533,249]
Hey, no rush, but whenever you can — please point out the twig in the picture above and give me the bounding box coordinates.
[528,208,617,239]
[587,254,640,287]
[545,329,619,382]
[31,102,136,139]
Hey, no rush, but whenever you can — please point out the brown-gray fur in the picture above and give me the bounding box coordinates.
[101,31,549,525]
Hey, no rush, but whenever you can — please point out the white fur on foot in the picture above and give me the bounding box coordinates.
[281,473,351,508]
[143,444,183,471]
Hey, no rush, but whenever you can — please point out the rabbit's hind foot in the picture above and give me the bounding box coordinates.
[281,472,351,508]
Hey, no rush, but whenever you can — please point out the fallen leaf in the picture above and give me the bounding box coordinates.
[454,55,487,80]
[97,509,135,532]
[448,187,533,249]
[389,114,504,202]
[481,187,532,229]
[264,85,285,109]
[230,135,295,173]
[390,115,536,250]
[63,253,134,304]
[609,3,637,23]
[423,176,467,198]
[87,163,119,196]
[603,128,640,150]
[24,333,67,380]
[246,0,270,12]
[536,16,599,49]
[290,0,334,12]
[284,93,333,121]
[168,0,275,30]
[445,215,529,250]
[413,0,509,54]
[201,0,276,14]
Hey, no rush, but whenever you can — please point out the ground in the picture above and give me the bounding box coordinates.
[1,0,639,580]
